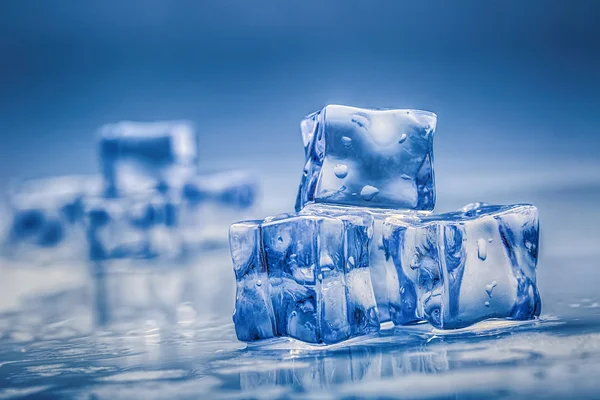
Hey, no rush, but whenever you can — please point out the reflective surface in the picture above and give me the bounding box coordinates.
[1,168,599,399]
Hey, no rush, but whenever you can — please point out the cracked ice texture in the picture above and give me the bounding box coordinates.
[99,121,198,197]
[229,209,380,344]
[383,203,541,329]
[296,105,437,211]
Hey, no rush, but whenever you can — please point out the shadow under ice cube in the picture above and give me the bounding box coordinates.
[296,105,437,211]
[383,203,541,329]
[229,209,380,344]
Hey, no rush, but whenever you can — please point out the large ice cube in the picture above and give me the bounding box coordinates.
[179,170,259,249]
[296,105,437,211]
[301,203,405,323]
[2,176,99,263]
[229,208,380,344]
[84,190,181,261]
[99,120,198,197]
[383,203,541,329]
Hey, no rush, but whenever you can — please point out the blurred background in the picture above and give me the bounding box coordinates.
[1,1,600,398]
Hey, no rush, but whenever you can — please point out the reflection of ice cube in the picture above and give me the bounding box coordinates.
[179,170,259,250]
[99,120,198,197]
[229,207,379,344]
[2,176,100,264]
[296,105,437,211]
[383,203,541,328]
[92,259,194,331]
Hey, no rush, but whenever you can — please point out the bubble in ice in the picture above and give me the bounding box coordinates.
[485,281,497,298]
[347,256,355,268]
[360,185,379,201]
[477,238,487,260]
[398,133,407,144]
[341,136,352,147]
[333,164,349,179]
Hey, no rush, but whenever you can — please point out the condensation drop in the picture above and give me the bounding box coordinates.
[485,281,497,298]
[256,279,262,287]
[398,133,407,144]
[488,238,493,243]
[484,301,490,307]
[360,185,379,201]
[334,164,348,178]
[477,238,487,260]
[341,136,352,147]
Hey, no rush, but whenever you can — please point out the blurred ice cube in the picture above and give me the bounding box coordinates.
[179,170,259,250]
[2,175,100,264]
[99,120,198,197]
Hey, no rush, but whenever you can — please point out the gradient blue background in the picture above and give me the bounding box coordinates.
[1,0,599,189]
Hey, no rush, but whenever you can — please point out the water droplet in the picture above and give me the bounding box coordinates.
[477,238,487,260]
[488,238,493,243]
[485,281,497,298]
[360,185,379,201]
[347,256,355,267]
[398,133,407,144]
[291,311,297,317]
[277,236,283,243]
[484,301,490,307]
[341,136,352,147]
[400,174,411,180]
[290,254,297,259]
[317,273,323,280]
[256,280,262,287]
[334,164,348,178]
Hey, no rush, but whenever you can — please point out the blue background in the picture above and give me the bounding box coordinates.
[1,0,599,191]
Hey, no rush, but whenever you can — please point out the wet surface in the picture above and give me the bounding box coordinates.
[1,172,600,399]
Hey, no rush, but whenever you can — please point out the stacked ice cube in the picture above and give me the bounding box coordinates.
[230,104,541,344]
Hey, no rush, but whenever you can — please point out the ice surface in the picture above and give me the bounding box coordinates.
[2,176,100,263]
[296,105,437,211]
[99,121,198,197]
[179,171,259,249]
[84,191,182,261]
[229,208,380,344]
[383,203,541,329]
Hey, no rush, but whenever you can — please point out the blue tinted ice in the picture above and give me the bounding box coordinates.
[296,105,437,211]
[179,171,259,249]
[302,204,404,323]
[383,203,541,329]
[2,176,99,262]
[229,209,379,344]
[99,121,198,197]
[85,191,181,261]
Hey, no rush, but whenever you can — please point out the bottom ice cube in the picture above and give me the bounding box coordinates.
[383,203,541,329]
[229,209,380,344]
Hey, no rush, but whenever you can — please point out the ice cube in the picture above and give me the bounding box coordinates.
[296,105,437,211]
[383,203,541,329]
[302,203,407,323]
[179,170,259,250]
[229,208,380,344]
[99,120,198,197]
[84,190,182,261]
[2,176,100,263]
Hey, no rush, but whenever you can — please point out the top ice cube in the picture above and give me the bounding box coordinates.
[99,121,198,197]
[296,105,437,211]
